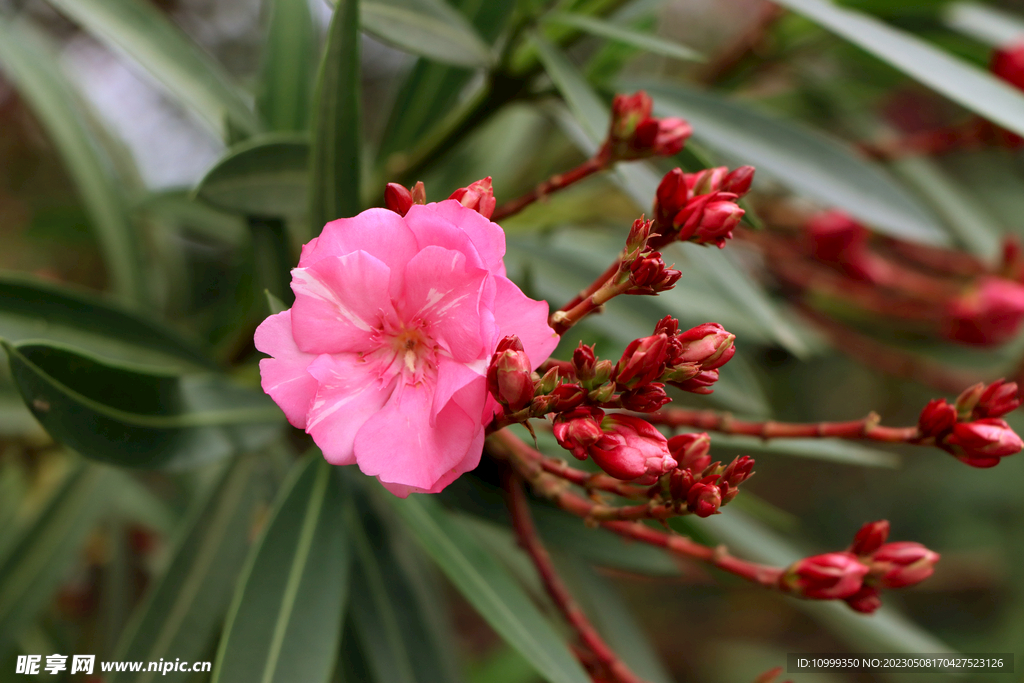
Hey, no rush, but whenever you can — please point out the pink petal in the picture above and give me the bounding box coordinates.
[405,200,507,275]
[305,354,396,466]
[492,276,559,370]
[401,246,489,362]
[290,251,394,355]
[299,208,418,284]
[378,427,484,497]
[254,310,318,428]
[354,381,481,490]
[431,358,488,426]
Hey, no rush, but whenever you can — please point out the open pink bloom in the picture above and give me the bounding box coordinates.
[255,201,559,496]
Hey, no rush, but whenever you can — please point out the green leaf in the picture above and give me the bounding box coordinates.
[0,17,144,305]
[310,0,362,236]
[542,13,703,62]
[532,33,608,141]
[0,274,215,371]
[705,433,901,468]
[386,494,591,683]
[0,462,115,647]
[258,0,317,131]
[213,456,350,683]
[943,2,1024,48]
[348,487,462,683]
[361,0,493,68]
[136,190,248,247]
[773,0,1024,139]
[44,0,259,139]
[629,82,949,245]
[195,133,310,217]
[2,341,282,468]
[111,456,270,683]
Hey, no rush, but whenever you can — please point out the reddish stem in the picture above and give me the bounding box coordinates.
[492,157,607,222]
[645,407,920,443]
[550,269,632,335]
[490,430,785,589]
[504,472,650,683]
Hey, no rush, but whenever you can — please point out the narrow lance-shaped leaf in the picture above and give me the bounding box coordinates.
[2,340,282,469]
[45,0,259,139]
[213,456,350,683]
[110,456,269,683]
[258,0,317,131]
[309,0,362,237]
[387,493,591,683]
[361,0,493,69]
[0,462,116,647]
[774,0,1024,139]
[542,13,704,62]
[0,17,144,305]
[348,484,463,683]
[943,2,1024,48]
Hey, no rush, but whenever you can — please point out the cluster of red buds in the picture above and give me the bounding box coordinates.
[486,316,740,487]
[621,218,682,295]
[917,379,1024,467]
[650,165,754,249]
[779,520,940,614]
[666,432,755,517]
[599,91,692,162]
[385,177,497,219]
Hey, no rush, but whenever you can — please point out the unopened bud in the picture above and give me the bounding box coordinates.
[687,479,722,517]
[553,407,605,460]
[943,276,1024,346]
[385,182,415,216]
[615,334,669,389]
[670,368,720,394]
[625,217,652,256]
[449,177,496,219]
[722,165,755,196]
[487,336,533,412]
[780,552,868,600]
[667,432,712,472]
[944,418,1024,467]
[843,586,882,614]
[628,252,681,294]
[672,322,736,370]
[588,381,616,404]
[954,382,985,420]
[974,379,1022,418]
[917,398,957,438]
[535,367,559,395]
[590,414,676,483]
[573,342,597,382]
[870,542,940,589]
[849,520,890,556]
[550,383,586,412]
[721,455,755,488]
[605,92,691,161]
[620,383,670,412]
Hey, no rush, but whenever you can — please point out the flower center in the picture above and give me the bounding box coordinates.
[389,323,433,376]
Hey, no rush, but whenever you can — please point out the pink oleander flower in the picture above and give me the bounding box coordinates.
[255,201,559,496]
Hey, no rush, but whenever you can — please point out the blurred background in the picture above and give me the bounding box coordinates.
[3,0,1024,681]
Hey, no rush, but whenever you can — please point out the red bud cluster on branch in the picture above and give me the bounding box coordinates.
[651,165,754,249]
[600,92,692,162]
[917,379,1024,467]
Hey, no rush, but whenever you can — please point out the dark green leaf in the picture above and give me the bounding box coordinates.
[0,17,144,305]
[45,0,259,139]
[0,274,215,371]
[774,0,1024,139]
[361,0,493,68]
[531,33,608,141]
[309,0,362,237]
[387,494,591,683]
[195,134,310,217]
[2,341,282,468]
[111,456,270,683]
[349,487,462,683]
[0,462,115,646]
[213,456,350,683]
[629,82,949,245]
[543,13,703,62]
[258,0,317,131]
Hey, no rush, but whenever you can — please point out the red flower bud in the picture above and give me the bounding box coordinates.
[669,368,719,394]
[849,520,890,556]
[668,467,696,501]
[722,165,755,196]
[944,418,1023,467]
[628,252,681,294]
[687,479,722,517]
[385,183,415,216]
[668,432,712,473]
[652,169,688,243]
[615,334,669,389]
[917,399,957,438]
[605,92,691,161]
[572,342,597,382]
[550,383,586,412]
[954,382,985,419]
[553,407,605,460]
[721,455,755,488]
[781,552,868,600]
[943,277,1024,346]
[449,177,496,219]
[625,217,652,256]
[620,383,670,412]
[673,193,744,248]
[870,542,940,589]
[974,379,1022,418]
[805,210,881,282]
[843,586,882,614]
[486,336,533,412]
[590,415,677,483]
[672,322,736,370]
